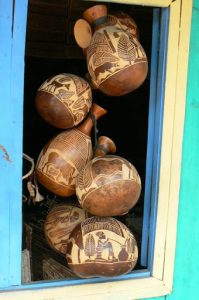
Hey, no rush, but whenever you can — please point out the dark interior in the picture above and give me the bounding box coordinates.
[22,0,153,282]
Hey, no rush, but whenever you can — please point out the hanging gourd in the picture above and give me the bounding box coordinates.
[76,136,141,216]
[35,73,92,129]
[35,103,107,197]
[74,5,148,96]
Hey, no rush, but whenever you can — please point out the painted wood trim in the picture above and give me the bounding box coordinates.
[0,0,13,288]
[141,8,160,266]
[0,277,170,300]
[152,0,193,285]
[9,0,28,286]
[147,7,169,271]
[162,0,193,290]
[152,0,182,279]
[84,0,173,7]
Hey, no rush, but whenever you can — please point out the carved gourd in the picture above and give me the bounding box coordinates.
[74,11,139,52]
[76,141,141,216]
[44,204,88,255]
[94,135,116,157]
[35,103,107,197]
[66,216,138,278]
[35,73,92,129]
[81,4,148,96]
[108,11,139,40]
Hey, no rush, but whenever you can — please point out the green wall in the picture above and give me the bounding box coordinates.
[148,0,199,299]
[167,0,199,298]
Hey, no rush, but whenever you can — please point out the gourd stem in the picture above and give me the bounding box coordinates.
[77,103,107,137]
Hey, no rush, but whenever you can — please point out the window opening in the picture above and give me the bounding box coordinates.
[21,0,165,286]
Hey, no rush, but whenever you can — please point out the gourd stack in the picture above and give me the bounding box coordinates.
[32,4,147,279]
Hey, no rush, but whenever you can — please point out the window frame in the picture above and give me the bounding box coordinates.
[0,0,192,299]
[86,0,173,7]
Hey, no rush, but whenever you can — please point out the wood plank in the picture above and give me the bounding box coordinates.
[84,0,173,7]
[163,0,193,290]
[141,8,160,266]
[0,0,13,288]
[0,277,170,300]
[147,6,169,271]
[8,0,28,286]
[152,0,182,280]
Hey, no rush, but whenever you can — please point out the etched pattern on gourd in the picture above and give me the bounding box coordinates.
[38,74,92,126]
[76,164,98,205]
[93,51,119,69]
[128,34,147,59]
[81,217,125,237]
[87,32,112,57]
[37,130,92,188]
[45,205,87,254]
[87,18,147,89]
[87,31,131,86]
[117,34,137,64]
[106,15,118,26]
[76,156,141,204]
[67,217,138,268]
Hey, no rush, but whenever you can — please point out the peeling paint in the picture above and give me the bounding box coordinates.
[0,144,12,162]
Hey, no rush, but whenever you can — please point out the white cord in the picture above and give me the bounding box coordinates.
[22,153,35,180]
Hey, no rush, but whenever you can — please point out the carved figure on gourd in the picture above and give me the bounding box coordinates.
[66,217,138,278]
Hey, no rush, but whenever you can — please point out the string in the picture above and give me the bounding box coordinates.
[89,112,98,153]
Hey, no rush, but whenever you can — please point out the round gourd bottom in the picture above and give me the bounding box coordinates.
[68,260,136,278]
[80,180,141,216]
[35,92,74,129]
[98,61,148,96]
[36,170,75,197]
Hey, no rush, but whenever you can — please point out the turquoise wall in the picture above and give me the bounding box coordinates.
[148,0,199,299]
[168,0,199,298]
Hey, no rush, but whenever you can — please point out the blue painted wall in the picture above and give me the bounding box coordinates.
[0,0,28,287]
[148,0,199,299]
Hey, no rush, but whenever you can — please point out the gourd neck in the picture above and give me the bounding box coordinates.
[83,5,108,29]
[77,103,107,136]
[92,16,108,29]
[94,136,116,157]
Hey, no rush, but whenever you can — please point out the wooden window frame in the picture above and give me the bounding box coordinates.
[0,0,192,299]
[86,0,173,7]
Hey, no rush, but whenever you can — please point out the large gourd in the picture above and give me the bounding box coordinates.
[76,136,141,216]
[35,73,92,129]
[36,103,107,197]
[44,204,88,254]
[82,5,148,96]
[66,216,138,278]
